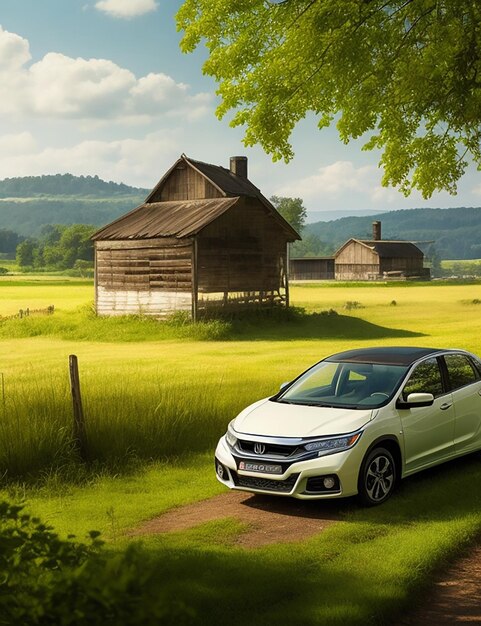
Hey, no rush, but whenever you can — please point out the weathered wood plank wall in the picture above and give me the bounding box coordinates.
[335,240,379,279]
[151,166,222,202]
[290,258,335,280]
[197,197,288,297]
[95,239,193,316]
[380,257,424,274]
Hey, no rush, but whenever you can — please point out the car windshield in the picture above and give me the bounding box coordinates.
[276,361,409,409]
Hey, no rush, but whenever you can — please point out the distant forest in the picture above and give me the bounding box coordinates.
[297,207,481,260]
[0,174,480,261]
[0,173,149,198]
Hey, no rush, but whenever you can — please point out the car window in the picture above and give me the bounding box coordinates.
[349,370,367,382]
[402,357,444,400]
[444,354,478,390]
[471,356,481,377]
[287,362,339,397]
[278,361,408,408]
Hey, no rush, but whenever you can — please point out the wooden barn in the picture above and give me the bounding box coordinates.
[91,155,300,318]
[289,257,335,280]
[334,222,429,280]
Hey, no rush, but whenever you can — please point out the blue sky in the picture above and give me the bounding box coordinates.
[0,0,479,215]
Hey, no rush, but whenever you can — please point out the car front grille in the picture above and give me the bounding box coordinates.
[236,439,302,458]
[231,471,299,493]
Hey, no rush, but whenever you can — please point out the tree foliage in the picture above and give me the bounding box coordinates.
[177,0,481,197]
[16,224,96,270]
[0,229,22,254]
[270,195,307,232]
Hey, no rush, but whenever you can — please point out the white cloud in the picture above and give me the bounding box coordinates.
[129,73,189,115]
[276,159,460,211]
[0,132,37,156]
[95,0,158,19]
[0,131,182,187]
[0,25,31,70]
[278,160,380,200]
[29,53,136,117]
[0,25,212,123]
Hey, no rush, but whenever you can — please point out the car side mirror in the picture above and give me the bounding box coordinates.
[279,381,291,391]
[397,392,434,409]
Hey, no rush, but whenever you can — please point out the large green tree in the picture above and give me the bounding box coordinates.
[270,195,307,232]
[177,0,481,198]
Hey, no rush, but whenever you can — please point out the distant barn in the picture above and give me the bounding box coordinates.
[289,257,335,280]
[334,222,429,280]
[91,155,300,318]
[288,221,429,281]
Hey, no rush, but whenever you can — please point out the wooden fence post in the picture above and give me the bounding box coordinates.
[69,354,88,461]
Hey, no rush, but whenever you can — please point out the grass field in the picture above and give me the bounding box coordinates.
[2,279,481,625]
[2,280,481,478]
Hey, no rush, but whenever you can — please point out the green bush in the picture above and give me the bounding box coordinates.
[0,500,195,625]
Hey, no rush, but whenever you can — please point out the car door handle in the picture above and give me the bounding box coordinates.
[440,403,452,410]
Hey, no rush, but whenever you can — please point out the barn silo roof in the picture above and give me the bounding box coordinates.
[91,197,240,240]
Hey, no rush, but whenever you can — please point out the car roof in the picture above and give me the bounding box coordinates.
[326,347,448,366]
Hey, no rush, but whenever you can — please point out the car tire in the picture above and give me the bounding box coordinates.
[357,447,397,506]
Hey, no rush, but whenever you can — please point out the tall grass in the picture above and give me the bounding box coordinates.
[2,281,481,481]
[0,362,277,481]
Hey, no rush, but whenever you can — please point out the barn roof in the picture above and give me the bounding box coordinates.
[91,197,240,240]
[143,154,300,241]
[335,238,424,259]
[189,158,260,196]
[360,240,424,258]
[145,154,264,203]
[93,154,300,241]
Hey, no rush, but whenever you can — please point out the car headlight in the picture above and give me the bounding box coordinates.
[225,421,238,448]
[304,432,362,456]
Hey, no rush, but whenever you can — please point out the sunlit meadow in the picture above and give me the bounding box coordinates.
[2,279,481,625]
[1,279,481,479]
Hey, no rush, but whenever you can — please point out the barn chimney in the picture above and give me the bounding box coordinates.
[372,220,382,241]
[230,156,248,179]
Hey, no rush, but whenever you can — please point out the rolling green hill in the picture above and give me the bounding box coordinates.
[1,175,481,261]
[304,207,481,260]
[0,174,149,237]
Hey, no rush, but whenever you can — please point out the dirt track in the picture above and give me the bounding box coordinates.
[396,545,481,625]
[131,490,481,622]
[130,490,340,547]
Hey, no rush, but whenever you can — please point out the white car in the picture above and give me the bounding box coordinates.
[215,347,481,505]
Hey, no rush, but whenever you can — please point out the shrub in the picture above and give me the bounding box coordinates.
[344,301,364,310]
[319,308,338,316]
[0,500,194,625]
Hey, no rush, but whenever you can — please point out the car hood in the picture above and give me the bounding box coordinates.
[233,398,373,438]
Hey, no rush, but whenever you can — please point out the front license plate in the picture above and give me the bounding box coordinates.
[238,460,283,475]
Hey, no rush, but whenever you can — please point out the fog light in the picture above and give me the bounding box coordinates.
[323,477,336,489]
[216,462,225,479]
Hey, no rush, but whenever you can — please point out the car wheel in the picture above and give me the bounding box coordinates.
[358,447,397,506]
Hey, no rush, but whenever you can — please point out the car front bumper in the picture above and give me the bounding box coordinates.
[214,435,363,499]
